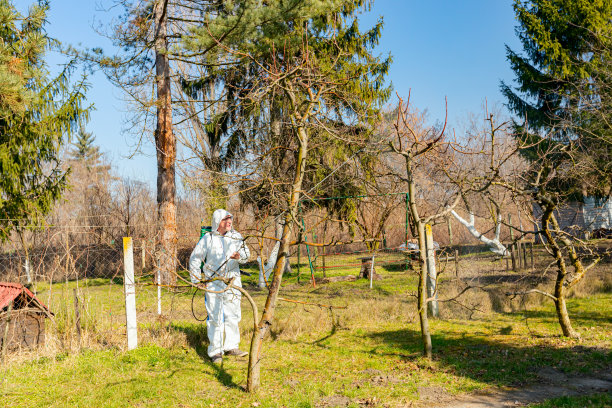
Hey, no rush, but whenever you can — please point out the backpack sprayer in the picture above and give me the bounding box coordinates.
[199,221,251,279]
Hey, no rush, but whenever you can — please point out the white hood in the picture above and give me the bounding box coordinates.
[189,208,250,284]
[211,208,232,234]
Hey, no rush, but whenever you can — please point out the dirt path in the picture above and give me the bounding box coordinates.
[427,368,612,408]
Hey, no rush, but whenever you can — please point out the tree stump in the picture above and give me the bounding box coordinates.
[358,257,381,280]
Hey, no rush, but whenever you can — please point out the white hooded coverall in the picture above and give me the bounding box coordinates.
[189,209,250,357]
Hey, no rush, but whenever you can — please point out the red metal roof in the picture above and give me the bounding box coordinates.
[0,282,51,313]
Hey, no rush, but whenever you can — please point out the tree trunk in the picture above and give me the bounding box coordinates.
[154,0,177,286]
[246,123,309,392]
[540,201,580,338]
[406,162,432,359]
[321,220,327,278]
[17,229,32,285]
[554,283,578,338]
[416,221,432,358]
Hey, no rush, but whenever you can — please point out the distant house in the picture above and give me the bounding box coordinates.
[533,197,612,241]
[0,282,52,351]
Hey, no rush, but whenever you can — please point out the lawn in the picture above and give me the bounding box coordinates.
[1,259,610,407]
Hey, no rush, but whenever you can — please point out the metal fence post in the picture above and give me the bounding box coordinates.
[123,237,138,350]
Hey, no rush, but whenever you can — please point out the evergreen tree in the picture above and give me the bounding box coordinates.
[501,0,612,195]
[182,0,390,390]
[502,0,612,339]
[182,0,391,213]
[70,126,102,165]
[0,0,90,239]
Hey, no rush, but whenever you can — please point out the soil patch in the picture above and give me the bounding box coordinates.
[430,369,612,408]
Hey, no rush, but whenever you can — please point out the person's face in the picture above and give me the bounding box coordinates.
[217,215,233,234]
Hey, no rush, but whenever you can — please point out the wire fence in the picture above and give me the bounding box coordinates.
[0,204,536,355]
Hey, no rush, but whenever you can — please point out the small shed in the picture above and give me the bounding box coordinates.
[0,282,52,351]
[533,197,612,241]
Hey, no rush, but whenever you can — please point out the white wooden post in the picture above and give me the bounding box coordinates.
[369,255,375,289]
[141,241,146,270]
[425,224,439,317]
[123,237,138,350]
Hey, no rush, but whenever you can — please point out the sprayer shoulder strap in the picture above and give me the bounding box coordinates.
[200,232,212,272]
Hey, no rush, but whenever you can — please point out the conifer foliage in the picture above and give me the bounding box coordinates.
[70,126,102,166]
[0,0,89,239]
[502,0,611,133]
[501,0,612,195]
[502,0,612,339]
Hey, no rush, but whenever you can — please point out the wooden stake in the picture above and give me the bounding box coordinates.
[123,237,138,350]
[1,301,13,361]
[454,249,459,277]
[530,242,534,268]
[73,289,81,343]
[369,255,375,289]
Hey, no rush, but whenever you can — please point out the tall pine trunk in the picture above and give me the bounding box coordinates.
[154,0,177,286]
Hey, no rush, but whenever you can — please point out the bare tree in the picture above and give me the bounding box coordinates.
[496,134,603,339]
[387,94,461,358]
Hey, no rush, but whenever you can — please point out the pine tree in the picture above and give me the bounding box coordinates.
[501,0,612,195]
[502,0,612,339]
[181,0,391,210]
[0,0,90,239]
[182,0,391,390]
[70,126,102,166]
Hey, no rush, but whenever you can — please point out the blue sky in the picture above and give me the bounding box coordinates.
[38,0,522,187]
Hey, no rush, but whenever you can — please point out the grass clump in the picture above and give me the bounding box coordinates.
[528,393,612,407]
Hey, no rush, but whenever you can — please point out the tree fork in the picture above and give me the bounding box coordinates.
[541,202,579,338]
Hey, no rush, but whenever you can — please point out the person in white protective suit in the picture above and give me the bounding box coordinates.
[189,209,250,364]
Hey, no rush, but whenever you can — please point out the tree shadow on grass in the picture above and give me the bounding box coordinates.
[368,325,611,388]
[519,307,612,326]
[170,323,240,389]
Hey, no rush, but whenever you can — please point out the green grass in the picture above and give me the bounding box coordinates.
[528,393,612,407]
[2,261,611,407]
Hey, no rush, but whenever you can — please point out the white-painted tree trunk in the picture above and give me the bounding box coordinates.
[369,255,375,289]
[24,258,31,284]
[450,210,508,256]
[425,224,439,317]
[257,256,265,288]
